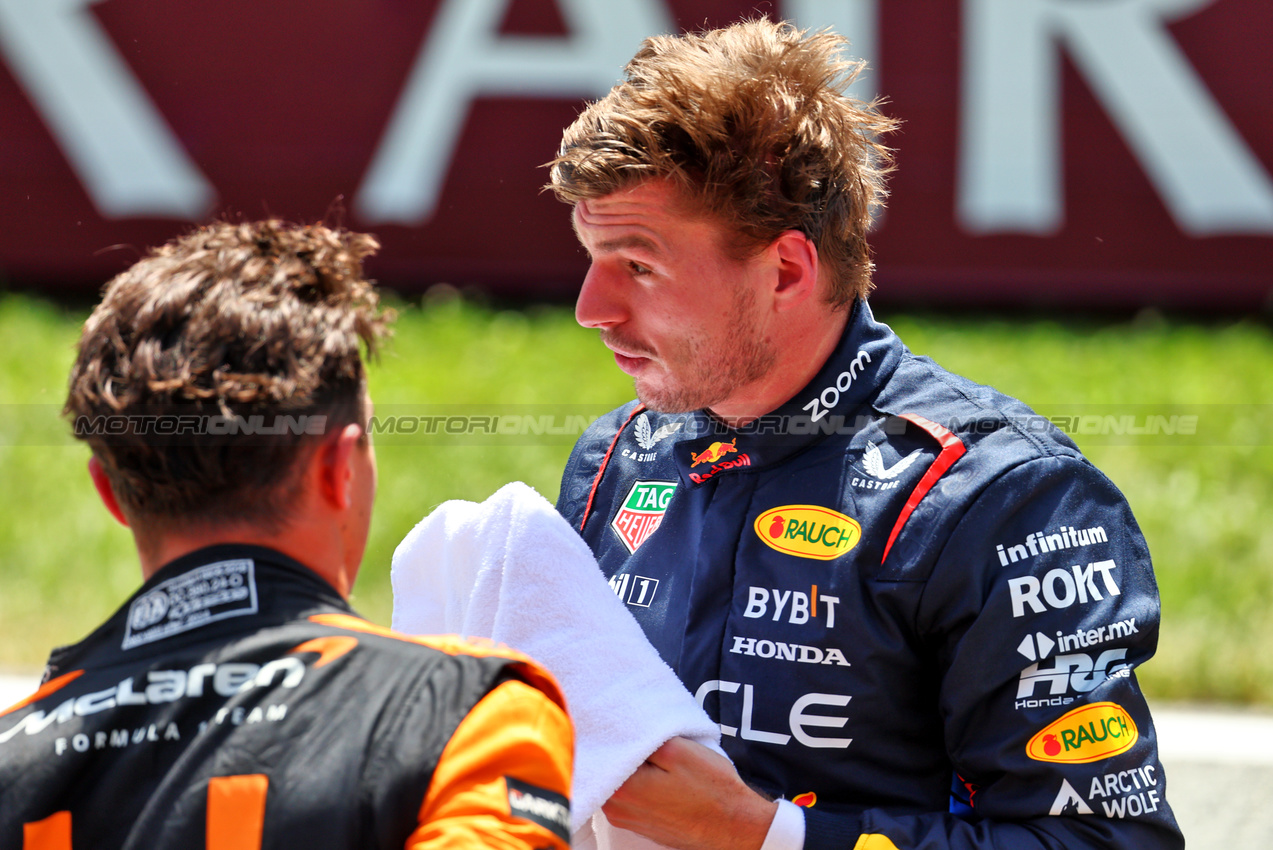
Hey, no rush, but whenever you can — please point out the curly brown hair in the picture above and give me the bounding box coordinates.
[548,18,898,306]
[64,220,394,529]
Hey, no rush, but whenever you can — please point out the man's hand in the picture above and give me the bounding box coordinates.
[602,736,779,850]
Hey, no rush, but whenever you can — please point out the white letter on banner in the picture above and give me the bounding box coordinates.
[356,0,673,224]
[784,0,879,101]
[959,0,1273,236]
[0,0,213,218]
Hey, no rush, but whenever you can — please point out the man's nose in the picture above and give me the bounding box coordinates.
[575,263,627,329]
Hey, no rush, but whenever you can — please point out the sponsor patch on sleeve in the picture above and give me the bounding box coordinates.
[1026,702,1139,763]
[506,776,571,842]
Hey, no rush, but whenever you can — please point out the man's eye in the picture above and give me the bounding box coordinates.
[628,261,652,276]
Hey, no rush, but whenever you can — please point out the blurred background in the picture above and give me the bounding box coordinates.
[4,0,1272,307]
[1,3,1271,840]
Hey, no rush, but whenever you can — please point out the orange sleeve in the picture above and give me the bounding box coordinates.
[405,678,575,850]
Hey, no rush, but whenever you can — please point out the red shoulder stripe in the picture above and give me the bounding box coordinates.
[881,414,966,565]
[578,405,646,534]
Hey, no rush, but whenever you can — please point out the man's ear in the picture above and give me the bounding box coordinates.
[88,455,130,528]
[315,423,366,511]
[770,229,819,310]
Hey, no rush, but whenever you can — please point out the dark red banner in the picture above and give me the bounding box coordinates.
[1,0,1270,309]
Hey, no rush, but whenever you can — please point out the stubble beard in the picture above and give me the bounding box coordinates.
[630,286,776,414]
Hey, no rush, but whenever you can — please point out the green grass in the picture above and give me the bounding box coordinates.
[1,292,1270,706]
[888,313,1273,703]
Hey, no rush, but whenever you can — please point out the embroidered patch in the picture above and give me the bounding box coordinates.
[506,777,571,842]
[123,559,259,650]
[754,506,862,560]
[610,480,676,553]
[1026,702,1139,764]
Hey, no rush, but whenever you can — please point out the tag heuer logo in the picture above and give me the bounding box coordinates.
[611,480,677,553]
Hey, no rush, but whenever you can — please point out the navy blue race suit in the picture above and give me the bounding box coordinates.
[557,300,1183,850]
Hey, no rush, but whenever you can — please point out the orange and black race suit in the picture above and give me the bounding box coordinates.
[0,545,573,850]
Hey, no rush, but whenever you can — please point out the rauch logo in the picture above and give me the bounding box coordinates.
[1026,702,1139,764]
[754,506,862,561]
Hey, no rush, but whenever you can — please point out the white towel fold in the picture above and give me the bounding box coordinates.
[391,481,724,849]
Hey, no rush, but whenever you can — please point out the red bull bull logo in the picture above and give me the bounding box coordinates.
[691,438,738,467]
[687,452,752,484]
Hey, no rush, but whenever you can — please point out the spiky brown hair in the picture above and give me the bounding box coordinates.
[64,219,393,529]
[548,18,898,305]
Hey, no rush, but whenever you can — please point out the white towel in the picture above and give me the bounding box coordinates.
[391,481,724,849]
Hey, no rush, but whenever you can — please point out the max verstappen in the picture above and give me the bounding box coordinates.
[0,221,573,849]
[551,18,1183,850]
